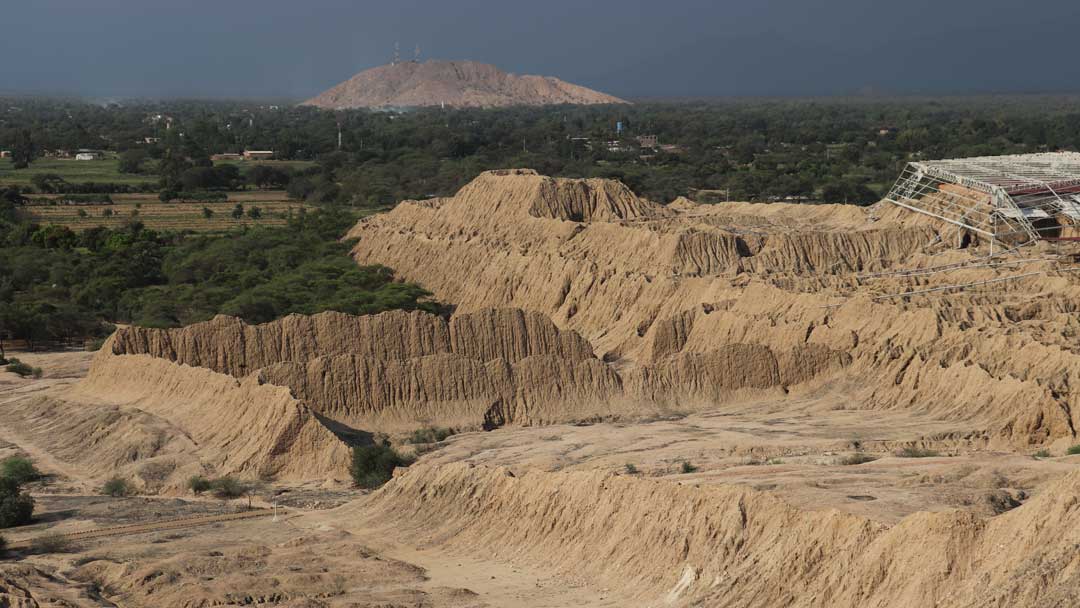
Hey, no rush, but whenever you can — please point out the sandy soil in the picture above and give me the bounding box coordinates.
[1,350,1072,607]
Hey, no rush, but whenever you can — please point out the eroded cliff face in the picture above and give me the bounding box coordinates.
[94,299,840,438]
[344,169,1080,448]
[351,462,1080,608]
[73,170,1080,485]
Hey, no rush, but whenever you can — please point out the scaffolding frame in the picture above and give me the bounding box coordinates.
[885,152,1080,243]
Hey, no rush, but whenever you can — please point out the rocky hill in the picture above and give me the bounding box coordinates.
[302,60,627,109]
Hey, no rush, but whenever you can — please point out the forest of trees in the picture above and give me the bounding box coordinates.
[5,95,1080,345]
[0,197,436,348]
[6,96,1080,206]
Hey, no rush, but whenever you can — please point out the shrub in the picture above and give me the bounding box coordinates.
[896,446,939,458]
[986,490,1025,515]
[31,534,76,554]
[102,476,133,497]
[85,337,107,351]
[680,460,698,474]
[624,463,639,475]
[0,535,6,553]
[210,476,246,499]
[160,191,228,203]
[1067,445,1080,456]
[187,475,212,496]
[6,359,39,378]
[0,477,34,528]
[1,457,40,484]
[839,453,879,466]
[1033,449,1051,459]
[351,442,411,489]
[406,427,455,444]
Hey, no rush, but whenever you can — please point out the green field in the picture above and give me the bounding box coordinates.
[0,158,157,187]
[0,158,317,189]
[24,191,319,232]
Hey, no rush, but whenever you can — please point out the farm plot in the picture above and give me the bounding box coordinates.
[24,191,314,232]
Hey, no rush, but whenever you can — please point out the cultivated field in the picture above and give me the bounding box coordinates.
[24,190,315,232]
[0,158,156,186]
[0,158,317,188]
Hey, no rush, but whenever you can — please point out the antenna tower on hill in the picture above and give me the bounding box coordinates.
[393,42,400,65]
[414,44,421,62]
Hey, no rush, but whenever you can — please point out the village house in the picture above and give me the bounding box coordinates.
[243,150,275,160]
[75,150,105,161]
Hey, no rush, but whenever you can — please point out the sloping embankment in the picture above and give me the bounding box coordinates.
[353,462,1080,607]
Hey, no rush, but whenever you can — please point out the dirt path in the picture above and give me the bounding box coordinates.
[370,542,629,607]
[6,509,280,550]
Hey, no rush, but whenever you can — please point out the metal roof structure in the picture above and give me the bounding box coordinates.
[884,152,1080,243]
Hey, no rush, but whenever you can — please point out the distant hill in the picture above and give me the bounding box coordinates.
[302,60,628,109]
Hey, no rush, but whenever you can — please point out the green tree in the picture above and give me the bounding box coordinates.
[30,173,66,194]
[247,206,262,220]
[118,149,148,174]
[0,457,40,485]
[350,441,411,489]
[158,148,192,191]
[211,476,246,499]
[231,203,244,220]
[102,476,132,497]
[11,129,36,170]
[202,206,214,219]
[0,477,34,528]
[187,475,211,495]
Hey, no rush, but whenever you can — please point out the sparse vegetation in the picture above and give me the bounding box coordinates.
[30,534,77,554]
[896,446,940,458]
[986,490,1025,515]
[624,463,639,475]
[0,476,34,528]
[102,476,133,497]
[406,427,455,444]
[351,442,412,489]
[680,460,698,474]
[210,476,247,499]
[187,475,212,496]
[1033,449,1051,459]
[1066,444,1080,455]
[0,456,41,484]
[5,358,42,378]
[839,453,879,466]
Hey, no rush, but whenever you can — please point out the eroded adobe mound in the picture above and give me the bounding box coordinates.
[350,462,1080,608]
[347,169,1080,448]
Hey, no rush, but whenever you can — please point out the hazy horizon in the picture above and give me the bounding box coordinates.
[5,0,1080,100]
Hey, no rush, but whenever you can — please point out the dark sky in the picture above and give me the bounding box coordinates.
[4,0,1080,99]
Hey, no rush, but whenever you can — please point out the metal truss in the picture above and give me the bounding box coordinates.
[885,152,1080,243]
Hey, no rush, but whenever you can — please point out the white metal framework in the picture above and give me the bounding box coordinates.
[885,152,1080,243]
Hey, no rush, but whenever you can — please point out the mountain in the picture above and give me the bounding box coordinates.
[302,60,628,109]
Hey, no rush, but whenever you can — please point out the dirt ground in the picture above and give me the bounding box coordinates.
[0,350,627,606]
[1,349,1075,606]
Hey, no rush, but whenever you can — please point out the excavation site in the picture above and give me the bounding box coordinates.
[5,165,1080,607]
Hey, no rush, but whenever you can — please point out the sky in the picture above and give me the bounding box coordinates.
[4,0,1080,100]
